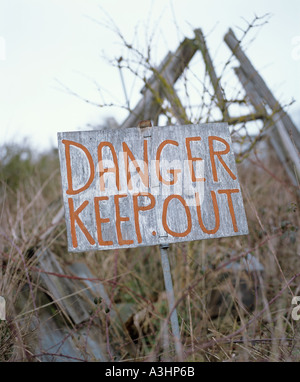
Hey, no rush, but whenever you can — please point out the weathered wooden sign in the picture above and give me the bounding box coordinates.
[57,123,248,252]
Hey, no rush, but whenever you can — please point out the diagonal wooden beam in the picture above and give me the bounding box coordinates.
[235,65,299,186]
[121,37,197,127]
[225,28,300,152]
[194,28,229,121]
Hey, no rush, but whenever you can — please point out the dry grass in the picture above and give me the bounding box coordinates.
[0,137,299,362]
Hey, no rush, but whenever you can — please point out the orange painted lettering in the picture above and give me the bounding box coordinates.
[133,193,156,243]
[94,196,113,246]
[185,137,205,182]
[208,136,236,182]
[122,140,149,190]
[98,142,120,191]
[68,198,95,248]
[114,194,134,245]
[156,140,181,185]
[162,195,192,237]
[218,189,240,232]
[195,191,220,234]
[62,140,95,195]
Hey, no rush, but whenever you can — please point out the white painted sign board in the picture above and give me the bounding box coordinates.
[57,123,248,252]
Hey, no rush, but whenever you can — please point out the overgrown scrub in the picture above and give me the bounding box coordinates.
[0,144,63,361]
[0,138,299,361]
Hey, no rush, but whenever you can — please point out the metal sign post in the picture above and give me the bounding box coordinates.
[159,243,182,359]
[138,120,182,359]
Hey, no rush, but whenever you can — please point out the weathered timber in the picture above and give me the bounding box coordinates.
[67,262,112,310]
[121,37,197,128]
[17,278,108,362]
[235,66,300,185]
[194,28,229,120]
[36,249,91,324]
[225,28,300,152]
[159,82,190,124]
[216,112,265,126]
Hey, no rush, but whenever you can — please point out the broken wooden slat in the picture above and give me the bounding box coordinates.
[67,262,112,309]
[36,249,91,325]
[30,306,85,362]
[18,285,108,362]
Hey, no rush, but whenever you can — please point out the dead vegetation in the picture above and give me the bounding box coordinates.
[0,139,299,362]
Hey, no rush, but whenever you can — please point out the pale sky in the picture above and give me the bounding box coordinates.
[0,0,299,152]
